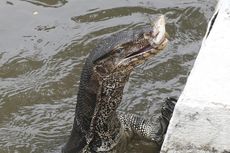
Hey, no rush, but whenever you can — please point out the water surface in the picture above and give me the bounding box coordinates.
[0,0,216,152]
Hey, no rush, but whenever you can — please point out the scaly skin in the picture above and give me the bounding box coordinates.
[62,15,176,153]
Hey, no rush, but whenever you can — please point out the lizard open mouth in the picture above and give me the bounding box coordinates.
[125,44,152,58]
[125,36,168,59]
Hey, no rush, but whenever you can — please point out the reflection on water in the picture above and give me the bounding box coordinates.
[0,0,216,152]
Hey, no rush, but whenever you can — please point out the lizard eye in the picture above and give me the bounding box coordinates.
[116,48,123,53]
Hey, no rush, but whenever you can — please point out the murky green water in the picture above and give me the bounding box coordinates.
[0,0,216,152]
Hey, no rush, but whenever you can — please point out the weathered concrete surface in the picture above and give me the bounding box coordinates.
[161,0,230,152]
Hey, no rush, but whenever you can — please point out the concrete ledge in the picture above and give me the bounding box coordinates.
[161,0,230,152]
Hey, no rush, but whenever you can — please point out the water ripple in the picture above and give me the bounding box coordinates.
[20,0,68,8]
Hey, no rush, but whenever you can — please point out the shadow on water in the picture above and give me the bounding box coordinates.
[0,0,216,152]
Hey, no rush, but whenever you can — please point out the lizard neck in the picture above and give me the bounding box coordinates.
[87,72,130,151]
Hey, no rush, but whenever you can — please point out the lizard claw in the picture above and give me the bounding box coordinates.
[161,97,177,122]
[155,97,177,145]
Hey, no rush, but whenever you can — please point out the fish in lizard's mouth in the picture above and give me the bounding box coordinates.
[116,15,168,69]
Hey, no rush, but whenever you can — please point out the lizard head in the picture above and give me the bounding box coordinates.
[93,15,168,77]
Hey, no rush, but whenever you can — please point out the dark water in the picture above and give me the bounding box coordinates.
[0,0,216,152]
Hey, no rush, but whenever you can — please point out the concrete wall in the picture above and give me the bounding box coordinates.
[161,0,230,152]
